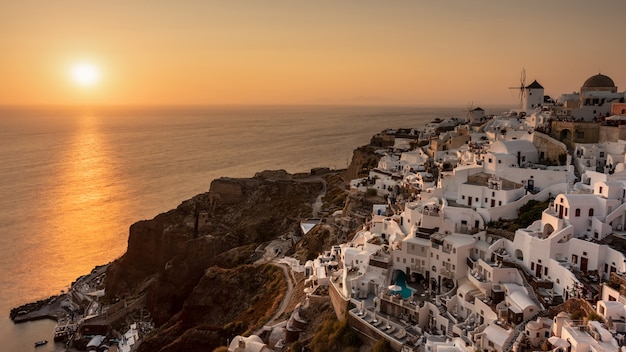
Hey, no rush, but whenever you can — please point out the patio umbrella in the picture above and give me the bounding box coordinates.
[388,284,402,293]
[548,336,569,348]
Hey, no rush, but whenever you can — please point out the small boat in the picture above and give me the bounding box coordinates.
[34,340,48,347]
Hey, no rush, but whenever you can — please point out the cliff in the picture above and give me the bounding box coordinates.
[344,144,381,181]
[105,170,325,351]
[100,142,381,350]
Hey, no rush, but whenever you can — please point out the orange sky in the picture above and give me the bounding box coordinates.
[2,1,626,106]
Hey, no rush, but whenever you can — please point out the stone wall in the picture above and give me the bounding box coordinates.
[208,178,244,205]
[328,282,349,321]
[533,133,567,163]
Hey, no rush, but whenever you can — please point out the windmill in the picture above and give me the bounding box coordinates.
[464,101,475,122]
[509,68,527,108]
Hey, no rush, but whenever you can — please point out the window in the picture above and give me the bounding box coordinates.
[589,208,594,216]
[403,258,406,264]
[492,192,495,197]
[462,195,465,199]
[600,152,605,158]
[575,208,581,217]
[531,262,535,270]
[397,257,400,262]
[498,160,502,164]
[565,208,568,217]
[411,258,414,263]
[488,158,493,163]
[544,267,548,275]
[485,198,488,202]
[499,201,502,206]
[572,254,578,264]
[600,186,603,194]
[577,131,584,139]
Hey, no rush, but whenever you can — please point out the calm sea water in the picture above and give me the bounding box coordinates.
[0,105,480,351]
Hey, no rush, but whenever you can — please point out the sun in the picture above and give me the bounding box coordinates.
[71,62,100,86]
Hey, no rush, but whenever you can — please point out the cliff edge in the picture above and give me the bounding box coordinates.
[104,169,330,351]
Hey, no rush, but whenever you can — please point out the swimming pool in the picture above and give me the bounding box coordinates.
[393,271,415,299]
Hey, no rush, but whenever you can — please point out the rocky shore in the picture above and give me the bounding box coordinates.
[10,294,67,323]
[10,144,380,351]
[10,264,108,324]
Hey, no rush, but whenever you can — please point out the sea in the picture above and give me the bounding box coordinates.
[0,104,506,351]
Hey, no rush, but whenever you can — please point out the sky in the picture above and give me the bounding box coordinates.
[1,1,626,107]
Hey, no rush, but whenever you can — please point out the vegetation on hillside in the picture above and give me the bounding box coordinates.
[307,315,361,352]
[486,199,550,233]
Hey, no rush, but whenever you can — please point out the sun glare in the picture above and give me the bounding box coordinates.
[71,62,100,86]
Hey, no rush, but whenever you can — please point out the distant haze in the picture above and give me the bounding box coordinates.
[1,0,625,106]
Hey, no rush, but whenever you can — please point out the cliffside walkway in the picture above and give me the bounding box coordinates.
[253,260,295,336]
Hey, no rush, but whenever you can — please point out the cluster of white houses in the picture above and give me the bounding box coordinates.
[303,73,626,352]
[227,73,626,352]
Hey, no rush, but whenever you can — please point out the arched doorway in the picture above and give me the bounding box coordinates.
[543,223,555,238]
[560,129,571,141]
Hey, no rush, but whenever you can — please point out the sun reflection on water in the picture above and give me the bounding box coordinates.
[37,114,128,293]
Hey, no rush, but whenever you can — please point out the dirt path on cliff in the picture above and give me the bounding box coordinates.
[293,174,327,216]
[254,261,294,335]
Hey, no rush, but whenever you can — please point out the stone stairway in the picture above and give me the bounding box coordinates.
[503,309,550,351]
[446,317,454,338]
[436,301,446,315]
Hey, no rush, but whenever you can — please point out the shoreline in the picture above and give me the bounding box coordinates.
[10,264,110,325]
[10,294,67,324]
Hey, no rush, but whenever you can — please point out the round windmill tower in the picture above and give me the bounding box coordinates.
[524,80,544,111]
[509,69,544,113]
[465,102,485,124]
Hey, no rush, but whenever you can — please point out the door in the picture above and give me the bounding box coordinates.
[581,257,588,272]
[535,264,543,278]
[558,205,563,219]
[468,196,472,206]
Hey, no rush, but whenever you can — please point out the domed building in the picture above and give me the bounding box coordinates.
[557,73,625,121]
[582,73,617,93]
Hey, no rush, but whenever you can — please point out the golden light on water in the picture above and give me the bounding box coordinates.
[38,115,128,290]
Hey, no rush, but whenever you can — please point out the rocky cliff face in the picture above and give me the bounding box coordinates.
[102,142,381,350]
[344,144,381,181]
[105,170,324,350]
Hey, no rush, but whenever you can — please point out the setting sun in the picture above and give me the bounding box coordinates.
[71,62,100,87]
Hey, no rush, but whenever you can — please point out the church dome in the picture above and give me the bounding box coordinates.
[527,320,542,331]
[583,73,615,88]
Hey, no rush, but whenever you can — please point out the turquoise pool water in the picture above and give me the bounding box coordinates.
[394,271,414,299]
